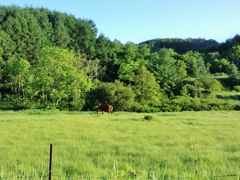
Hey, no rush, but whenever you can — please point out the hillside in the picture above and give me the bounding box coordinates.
[0,5,239,112]
[139,38,220,54]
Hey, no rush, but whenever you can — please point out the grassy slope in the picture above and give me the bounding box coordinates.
[0,110,240,179]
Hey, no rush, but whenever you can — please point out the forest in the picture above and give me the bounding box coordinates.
[0,5,240,112]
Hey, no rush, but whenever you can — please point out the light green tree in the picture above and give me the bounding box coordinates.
[181,51,208,78]
[118,43,149,85]
[210,58,230,74]
[118,60,139,84]
[33,47,90,109]
[3,56,31,106]
[227,63,239,79]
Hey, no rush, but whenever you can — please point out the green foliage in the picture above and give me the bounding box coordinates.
[160,96,236,112]
[148,48,184,96]
[209,58,230,74]
[140,38,219,54]
[181,51,209,78]
[32,47,89,110]
[95,38,123,82]
[227,63,239,78]
[0,5,239,112]
[85,80,135,111]
[225,45,240,69]
[1,56,31,108]
[216,92,240,102]
[118,60,139,83]
[234,85,240,92]
[0,30,15,60]
[133,65,161,106]
[1,8,46,61]
[224,63,240,88]
[117,42,149,84]
[144,115,153,120]
[181,75,222,98]
[0,6,97,62]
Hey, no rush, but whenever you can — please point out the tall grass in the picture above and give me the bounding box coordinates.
[0,110,240,179]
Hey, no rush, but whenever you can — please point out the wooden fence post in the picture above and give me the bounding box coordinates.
[49,144,53,180]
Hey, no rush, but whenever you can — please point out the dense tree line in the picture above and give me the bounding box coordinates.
[139,38,220,54]
[0,6,240,112]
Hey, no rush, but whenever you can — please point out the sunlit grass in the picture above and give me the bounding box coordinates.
[0,110,240,179]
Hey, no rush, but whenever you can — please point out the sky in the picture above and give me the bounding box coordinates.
[0,0,239,44]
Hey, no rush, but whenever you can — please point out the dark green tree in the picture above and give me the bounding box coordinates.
[148,48,184,97]
[118,43,149,85]
[95,38,123,82]
[181,76,222,98]
[133,66,161,107]
[85,80,135,111]
[2,8,45,62]
[0,30,15,61]
[210,58,230,74]
[181,51,209,78]
[225,45,240,69]
[94,34,119,82]
[72,19,97,58]
[48,12,70,48]
[28,7,54,47]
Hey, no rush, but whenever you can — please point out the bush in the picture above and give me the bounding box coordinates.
[159,96,236,112]
[234,85,240,92]
[144,115,153,121]
[84,80,135,111]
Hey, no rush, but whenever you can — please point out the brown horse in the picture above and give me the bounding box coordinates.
[97,104,113,114]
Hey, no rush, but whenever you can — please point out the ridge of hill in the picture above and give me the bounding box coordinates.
[139,38,220,54]
[139,35,240,54]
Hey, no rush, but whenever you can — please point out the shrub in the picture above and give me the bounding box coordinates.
[84,80,135,111]
[234,85,240,92]
[144,115,153,121]
[159,96,237,112]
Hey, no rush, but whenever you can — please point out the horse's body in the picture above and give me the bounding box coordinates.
[97,104,113,114]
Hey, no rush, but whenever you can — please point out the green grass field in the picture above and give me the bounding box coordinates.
[1,110,240,179]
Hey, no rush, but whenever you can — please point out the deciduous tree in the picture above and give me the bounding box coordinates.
[85,80,135,111]
[33,47,90,109]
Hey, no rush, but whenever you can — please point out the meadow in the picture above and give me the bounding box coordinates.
[0,110,240,179]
